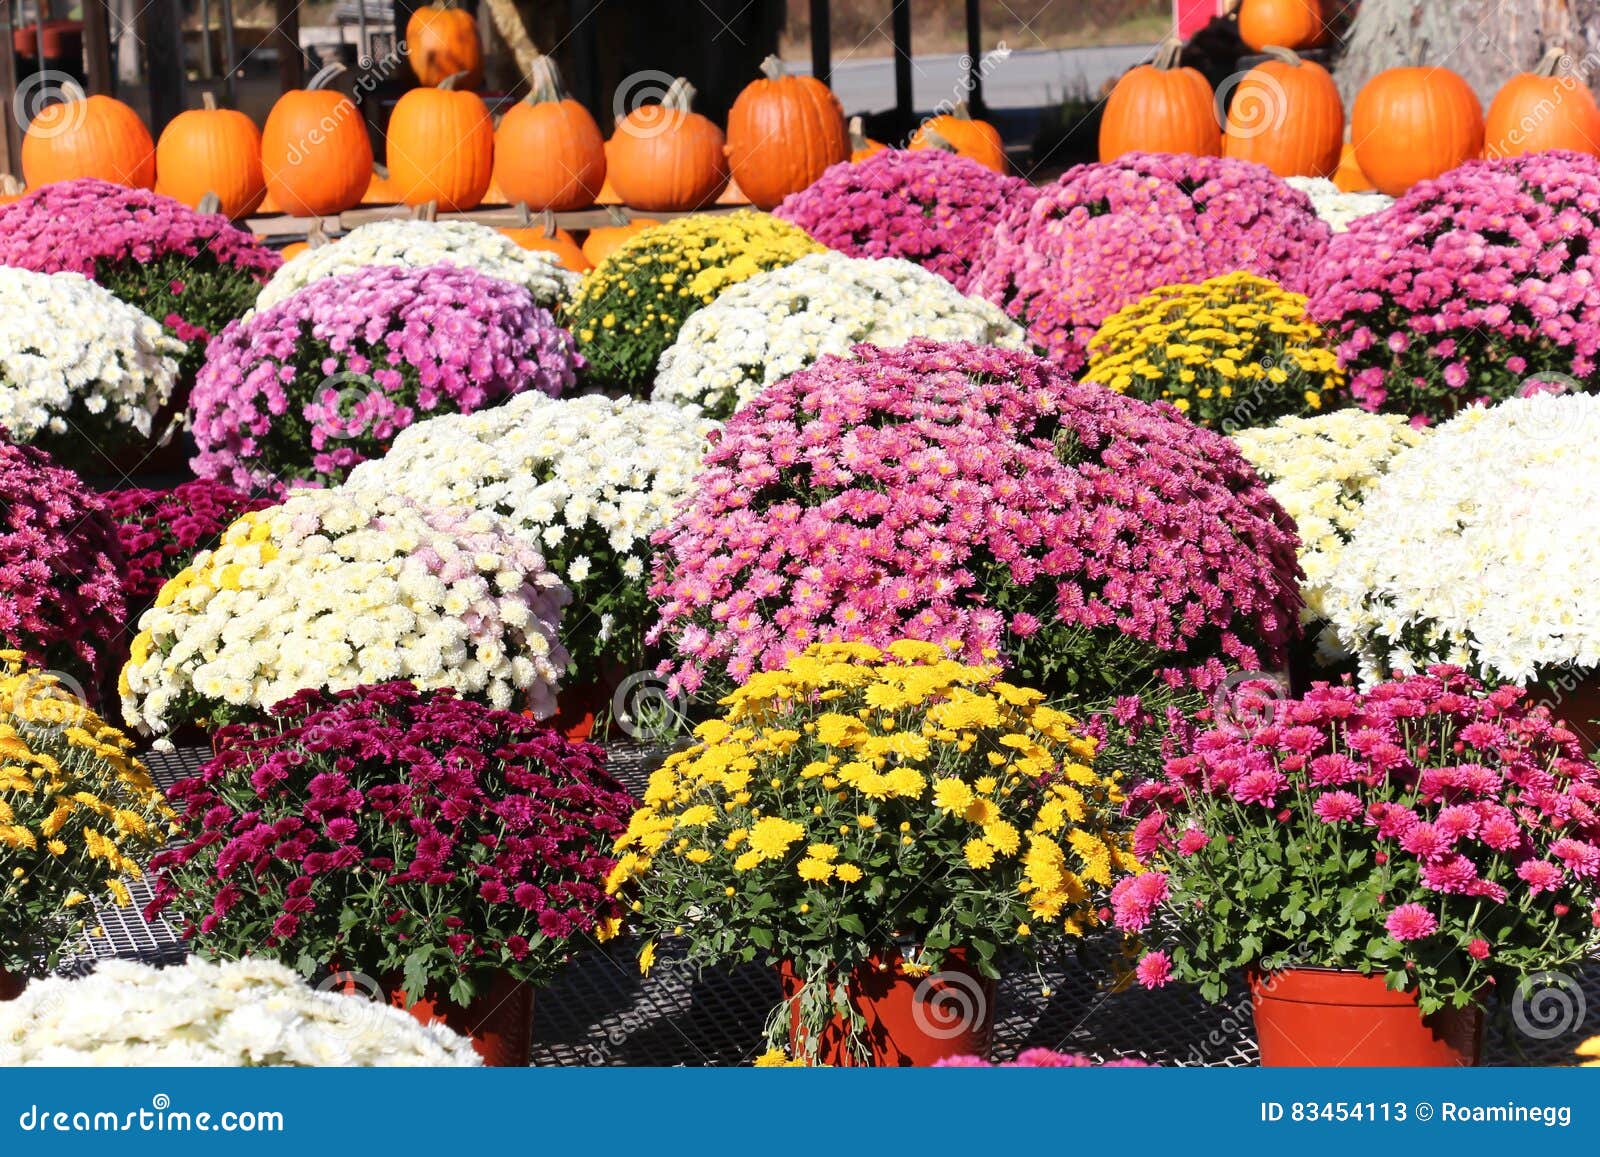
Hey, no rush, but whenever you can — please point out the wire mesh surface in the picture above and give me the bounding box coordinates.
[56,744,1600,1066]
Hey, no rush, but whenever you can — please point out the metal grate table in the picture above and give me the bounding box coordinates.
[58,744,1599,1066]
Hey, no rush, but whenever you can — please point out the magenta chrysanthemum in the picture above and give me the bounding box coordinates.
[1135,950,1174,989]
[648,340,1301,701]
[1384,902,1439,942]
[1309,152,1600,420]
[0,433,125,693]
[104,480,272,611]
[189,262,582,491]
[0,179,280,387]
[772,149,1026,292]
[971,153,1329,370]
[1111,872,1170,932]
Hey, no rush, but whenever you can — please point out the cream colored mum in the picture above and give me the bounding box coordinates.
[652,251,1028,417]
[256,220,579,309]
[0,267,182,444]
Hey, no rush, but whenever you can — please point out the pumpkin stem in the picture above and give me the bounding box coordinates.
[1152,37,1184,72]
[922,127,957,154]
[412,200,439,222]
[526,55,566,104]
[307,62,347,91]
[662,76,696,112]
[373,162,390,179]
[201,91,219,111]
[1535,47,1570,77]
[307,220,330,249]
[759,54,784,81]
[439,71,469,91]
[1261,46,1304,66]
[541,208,559,239]
[197,191,222,215]
[605,205,630,226]
[514,201,533,228]
[849,115,869,151]
[0,175,23,196]
[950,100,973,120]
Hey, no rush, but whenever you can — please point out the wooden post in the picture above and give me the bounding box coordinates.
[0,0,17,178]
[809,0,829,87]
[142,0,186,132]
[567,0,601,121]
[273,0,303,92]
[963,0,983,117]
[891,0,912,136]
[82,0,113,94]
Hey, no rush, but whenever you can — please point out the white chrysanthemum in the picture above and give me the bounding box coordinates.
[255,220,580,310]
[120,489,570,735]
[652,251,1028,417]
[341,393,716,678]
[1284,177,1393,234]
[0,958,481,1066]
[0,267,183,446]
[1232,410,1429,637]
[1324,394,1600,684]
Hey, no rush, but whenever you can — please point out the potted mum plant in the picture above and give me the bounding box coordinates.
[146,681,635,1065]
[608,640,1141,1066]
[0,652,172,993]
[1123,667,1600,1066]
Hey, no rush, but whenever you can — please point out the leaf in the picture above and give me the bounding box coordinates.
[402,947,433,1003]
[837,914,866,937]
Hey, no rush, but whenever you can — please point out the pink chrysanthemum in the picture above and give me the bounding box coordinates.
[1135,950,1174,990]
[1111,872,1170,933]
[1517,859,1566,895]
[972,152,1328,369]
[1384,903,1439,942]
[1312,791,1364,824]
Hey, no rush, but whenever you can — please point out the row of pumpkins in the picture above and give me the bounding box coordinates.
[15,42,1005,226]
[1105,36,1600,197]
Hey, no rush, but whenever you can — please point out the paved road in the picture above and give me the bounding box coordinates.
[787,42,1158,114]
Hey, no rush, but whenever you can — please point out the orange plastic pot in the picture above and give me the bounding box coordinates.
[779,948,995,1066]
[333,969,533,1066]
[0,970,23,1001]
[1249,968,1481,1067]
[547,680,608,742]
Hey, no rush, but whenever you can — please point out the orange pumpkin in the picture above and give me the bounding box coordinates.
[849,116,886,162]
[725,55,848,209]
[360,164,398,204]
[1485,47,1600,160]
[1222,46,1343,177]
[609,76,729,211]
[22,90,155,188]
[387,72,494,212]
[1237,0,1327,54]
[154,91,266,218]
[1352,67,1484,196]
[500,205,590,272]
[1332,141,1376,192]
[494,56,606,211]
[406,0,483,89]
[909,102,1007,172]
[261,63,374,216]
[1099,38,1221,162]
[279,220,332,261]
[581,206,660,266]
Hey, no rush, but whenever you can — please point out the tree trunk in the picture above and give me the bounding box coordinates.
[1334,0,1600,104]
